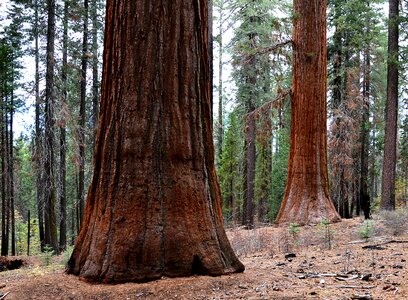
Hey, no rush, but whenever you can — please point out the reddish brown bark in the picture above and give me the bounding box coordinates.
[276,0,341,225]
[67,0,244,283]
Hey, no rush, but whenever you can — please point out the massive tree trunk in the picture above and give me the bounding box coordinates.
[381,0,399,210]
[276,0,341,225]
[67,0,244,283]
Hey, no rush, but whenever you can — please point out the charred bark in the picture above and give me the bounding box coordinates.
[276,0,341,225]
[67,0,244,283]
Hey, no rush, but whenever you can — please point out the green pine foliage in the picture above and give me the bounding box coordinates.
[228,0,292,223]
[231,0,280,111]
[14,137,36,219]
[219,111,244,225]
[269,126,290,221]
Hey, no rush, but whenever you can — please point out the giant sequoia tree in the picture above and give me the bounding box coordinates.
[67,0,244,282]
[276,0,341,225]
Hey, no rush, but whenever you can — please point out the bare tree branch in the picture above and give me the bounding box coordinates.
[245,89,291,120]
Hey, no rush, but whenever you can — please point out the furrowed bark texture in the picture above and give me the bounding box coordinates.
[276,0,341,225]
[381,0,399,210]
[59,0,69,252]
[44,0,58,252]
[67,0,244,283]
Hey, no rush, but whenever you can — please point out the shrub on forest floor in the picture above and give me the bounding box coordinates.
[277,229,291,253]
[288,223,301,244]
[228,227,271,257]
[380,209,408,236]
[61,246,74,266]
[318,218,335,250]
[41,245,54,266]
[358,220,375,240]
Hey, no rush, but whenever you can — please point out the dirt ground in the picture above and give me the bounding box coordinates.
[0,217,407,300]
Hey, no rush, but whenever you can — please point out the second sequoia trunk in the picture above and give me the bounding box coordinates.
[276,0,341,225]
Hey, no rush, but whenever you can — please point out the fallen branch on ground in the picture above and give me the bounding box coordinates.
[336,285,375,289]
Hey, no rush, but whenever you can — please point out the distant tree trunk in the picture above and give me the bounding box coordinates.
[5,114,10,255]
[10,88,15,256]
[216,0,224,165]
[1,106,8,256]
[44,0,58,252]
[27,210,30,256]
[78,0,89,227]
[67,0,244,283]
[33,0,45,252]
[71,205,75,245]
[209,0,213,103]
[59,0,69,252]
[276,0,341,225]
[337,171,344,217]
[257,140,272,223]
[345,54,361,220]
[91,0,99,146]
[381,0,399,210]
[241,22,258,229]
[330,10,344,216]
[332,31,342,111]
[360,46,371,219]
[242,113,256,228]
[345,48,361,218]
[227,168,234,220]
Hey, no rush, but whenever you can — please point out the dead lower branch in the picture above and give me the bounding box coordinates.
[245,89,291,121]
[257,40,293,55]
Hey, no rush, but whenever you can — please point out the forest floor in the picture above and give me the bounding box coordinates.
[0,217,407,300]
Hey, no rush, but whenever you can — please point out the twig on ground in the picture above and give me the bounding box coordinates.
[336,285,375,289]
